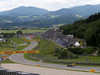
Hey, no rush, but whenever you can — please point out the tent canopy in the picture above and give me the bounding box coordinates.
[75,41,80,46]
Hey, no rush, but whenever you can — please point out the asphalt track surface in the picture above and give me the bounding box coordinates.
[9,37,100,72]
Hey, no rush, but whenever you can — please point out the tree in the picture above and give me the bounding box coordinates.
[16,30,23,37]
[58,49,69,59]
[2,33,15,38]
[97,34,100,46]
[84,28,97,46]
[57,48,78,59]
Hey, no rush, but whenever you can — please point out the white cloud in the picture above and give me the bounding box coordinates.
[0,0,100,11]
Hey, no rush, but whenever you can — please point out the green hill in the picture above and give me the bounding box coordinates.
[1,4,100,27]
[60,13,100,47]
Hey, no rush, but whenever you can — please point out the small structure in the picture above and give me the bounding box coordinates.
[75,41,80,47]
[67,35,74,38]
[0,38,6,42]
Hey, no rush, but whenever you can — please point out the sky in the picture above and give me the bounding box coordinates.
[0,0,100,12]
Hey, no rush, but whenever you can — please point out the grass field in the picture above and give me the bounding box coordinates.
[24,37,62,61]
[14,45,29,51]
[10,37,25,44]
[20,37,31,44]
[0,47,15,51]
[43,56,100,63]
[33,35,61,55]
[37,39,61,55]
[0,37,25,45]
[2,44,29,63]
[0,36,30,63]
[0,39,14,45]
[23,36,100,67]
[3,59,15,63]
[0,29,47,33]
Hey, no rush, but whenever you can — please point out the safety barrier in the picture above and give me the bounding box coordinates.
[28,55,100,65]
[0,68,39,75]
[43,60,100,65]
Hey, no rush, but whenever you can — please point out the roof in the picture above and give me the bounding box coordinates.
[75,41,80,46]
[0,38,5,40]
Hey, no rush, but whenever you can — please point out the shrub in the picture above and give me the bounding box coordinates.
[56,48,78,59]
[67,47,94,55]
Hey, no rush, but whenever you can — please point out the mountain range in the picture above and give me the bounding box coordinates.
[0,4,100,27]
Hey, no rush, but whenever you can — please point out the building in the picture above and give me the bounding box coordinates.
[0,38,6,42]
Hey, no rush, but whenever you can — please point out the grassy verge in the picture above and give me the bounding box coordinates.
[3,59,15,63]
[43,61,100,67]
[0,47,15,51]
[20,37,31,44]
[44,56,100,63]
[24,53,38,62]
[36,39,61,55]
[14,45,29,51]
[3,45,29,63]
[0,37,30,63]
[0,39,14,45]
[11,37,24,44]
[24,37,62,61]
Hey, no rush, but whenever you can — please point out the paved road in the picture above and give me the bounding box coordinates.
[2,64,100,75]
[9,37,100,72]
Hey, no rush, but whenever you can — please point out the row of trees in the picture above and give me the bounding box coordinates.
[1,33,16,38]
[1,30,23,38]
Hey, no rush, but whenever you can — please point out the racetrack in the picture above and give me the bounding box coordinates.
[8,37,100,73]
[2,64,100,75]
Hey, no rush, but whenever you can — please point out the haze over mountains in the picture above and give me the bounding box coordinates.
[0,4,100,27]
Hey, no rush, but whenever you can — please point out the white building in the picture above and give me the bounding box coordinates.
[67,35,74,38]
[0,38,6,42]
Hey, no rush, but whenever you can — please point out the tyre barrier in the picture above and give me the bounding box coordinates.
[0,68,39,75]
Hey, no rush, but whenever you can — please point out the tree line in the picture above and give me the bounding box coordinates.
[60,13,100,47]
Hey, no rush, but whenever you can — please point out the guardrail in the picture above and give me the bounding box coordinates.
[43,60,100,65]
[28,55,100,65]
[0,67,40,75]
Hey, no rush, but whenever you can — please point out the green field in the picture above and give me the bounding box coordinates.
[37,39,61,55]
[33,35,61,55]
[11,37,24,44]
[20,37,31,44]
[0,30,47,33]
[0,36,30,63]
[0,47,15,51]
[43,56,100,63]
[10,37,30,51]
[24,37,62,61]
[23,36,100,66]
[1,36,100,66]
[0,37,26,45]
[3,59,15,63]
[0,40,14,45]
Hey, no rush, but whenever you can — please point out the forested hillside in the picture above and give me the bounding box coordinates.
[1,4,100,27]
[60,13,100,46]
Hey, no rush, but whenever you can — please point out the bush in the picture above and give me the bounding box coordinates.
[67,47,94,55]
[98,49,100,56]
[58,49,69,59]
[1,33,15,38]
[74,55,78,59]
[56,48,78,59]
[55,48,61,53]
